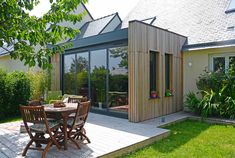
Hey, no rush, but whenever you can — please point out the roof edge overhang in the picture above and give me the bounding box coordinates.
[183,39,235,52]
[129,20,187,39]
[63,28,128,51]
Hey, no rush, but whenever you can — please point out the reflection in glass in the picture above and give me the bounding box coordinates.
[90,49,107,109]
[76,53,89,98]
[213,57,225,72]
[64,54,76,94]
[229,56,235,70]
[108,46,128,113]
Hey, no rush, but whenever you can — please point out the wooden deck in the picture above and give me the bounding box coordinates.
[0,113,190,158]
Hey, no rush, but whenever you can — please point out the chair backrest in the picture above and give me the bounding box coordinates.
[20,106,47,124]
[68,96,87,103]
[28,100,42,106]
[72,101,91,128]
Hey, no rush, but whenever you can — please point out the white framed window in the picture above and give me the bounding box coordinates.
[210,53,235,72]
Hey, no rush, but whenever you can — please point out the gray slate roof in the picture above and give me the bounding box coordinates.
[76,13,118,39]
[122,0,235,45]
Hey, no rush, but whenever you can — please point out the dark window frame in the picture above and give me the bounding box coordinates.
[165,53,173,95]
[149,51,160,99]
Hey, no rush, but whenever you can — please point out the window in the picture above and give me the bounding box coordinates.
[165,54,173,96]
[150,51,159,98]
[226,0,235,13]
[211,54,235,72]
[213,57,225,72]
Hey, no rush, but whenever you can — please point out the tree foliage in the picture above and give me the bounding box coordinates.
[0,0,87,69]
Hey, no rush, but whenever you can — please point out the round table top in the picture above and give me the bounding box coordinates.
[44,103,78,113]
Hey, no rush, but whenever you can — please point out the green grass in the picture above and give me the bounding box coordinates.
[122,120,235,158]
[0,115,21,124]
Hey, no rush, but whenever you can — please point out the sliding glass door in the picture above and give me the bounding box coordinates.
[108,46,128,113]
[90,49,107,110]
[63,45,128,116]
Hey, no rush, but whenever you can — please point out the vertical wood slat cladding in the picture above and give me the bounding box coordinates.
[128,21,187,122]
[50,53,60,91]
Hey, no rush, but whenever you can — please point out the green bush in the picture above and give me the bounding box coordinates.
[185,67,235,119]
[0,70,6,119]
[0,71,31,119]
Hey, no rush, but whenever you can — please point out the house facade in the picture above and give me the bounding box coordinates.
[1,1,234,122]
[50,0,235,122]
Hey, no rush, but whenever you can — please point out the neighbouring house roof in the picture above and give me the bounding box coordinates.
[0,45,14,57]
[122,0,235,46]
[0,2,93,57]
[76,13,122,39]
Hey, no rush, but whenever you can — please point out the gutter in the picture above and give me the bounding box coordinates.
[183,39,235,52]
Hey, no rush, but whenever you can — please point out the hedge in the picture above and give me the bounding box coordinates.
[0,70,31,120]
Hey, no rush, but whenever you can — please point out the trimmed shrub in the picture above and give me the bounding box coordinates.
[0,70,31,120]
[0,70,6,119]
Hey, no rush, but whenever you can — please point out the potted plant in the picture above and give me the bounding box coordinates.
[165,89,173,97]
[151,91,158,99]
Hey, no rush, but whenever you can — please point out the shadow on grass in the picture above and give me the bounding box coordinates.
[150,120,210,153]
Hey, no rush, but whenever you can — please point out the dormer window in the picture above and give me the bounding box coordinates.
[226,0,235,13]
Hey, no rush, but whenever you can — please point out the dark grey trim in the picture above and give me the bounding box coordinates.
[64,28,128,52]
[81,3,94,20]
[225,8,235,13]
[106,48,109,110]
[129,20,187,38]
[98,13,121,35]
[90,109,128,119]
[88,51,91,100]
[60,54,64,93]
[183,39,235,51]
[65,40,128,55]
[141,16,157,25]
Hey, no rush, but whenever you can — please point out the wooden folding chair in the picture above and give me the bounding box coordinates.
[66,101,91,149]
[68,96,87,103]
[20,106,62,158]
[28,100,42,106]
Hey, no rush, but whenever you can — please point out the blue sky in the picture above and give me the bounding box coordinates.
[30,0,139,19]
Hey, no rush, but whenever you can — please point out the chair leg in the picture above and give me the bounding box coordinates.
[22,139,34,156]
[80,132,91,143]
[68,133,80,149]
[42,141,53,158]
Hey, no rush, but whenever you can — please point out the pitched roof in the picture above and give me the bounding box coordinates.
[0,45,13,57]
[122,0,235,45]
[76,13,121,39]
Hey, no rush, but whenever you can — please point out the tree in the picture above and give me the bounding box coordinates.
[70,56,89,73]
[0,0,87,69]
[109,47,128,69]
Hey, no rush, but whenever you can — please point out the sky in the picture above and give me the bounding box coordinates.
[30,0,140,19]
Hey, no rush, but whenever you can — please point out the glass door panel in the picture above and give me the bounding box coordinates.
[108,46,128,113]
[90,49,107,110]
[76,52,89,98]
[64,54,76,94]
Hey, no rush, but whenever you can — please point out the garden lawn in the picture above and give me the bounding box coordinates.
[122,120,235,158]
[0,115,21,124]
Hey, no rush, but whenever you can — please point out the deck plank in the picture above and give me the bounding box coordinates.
[0,113,173,158]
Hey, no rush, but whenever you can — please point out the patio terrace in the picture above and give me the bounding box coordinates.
[0,112,190,158]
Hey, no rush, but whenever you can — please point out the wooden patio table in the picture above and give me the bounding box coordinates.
[44,103,78,150]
